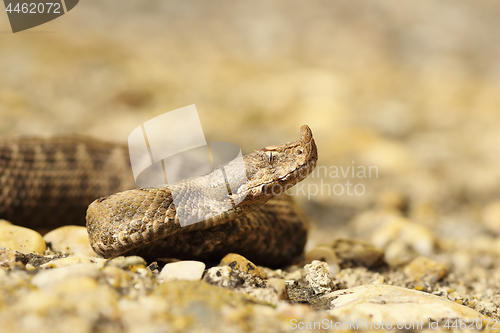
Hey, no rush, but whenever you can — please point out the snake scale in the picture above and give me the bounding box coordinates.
[0,125,317,266]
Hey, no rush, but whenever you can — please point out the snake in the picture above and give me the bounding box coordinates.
[0,125,317,266]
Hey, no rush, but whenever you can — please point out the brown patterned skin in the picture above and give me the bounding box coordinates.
[0,135,135,229]
[1,126,317,267]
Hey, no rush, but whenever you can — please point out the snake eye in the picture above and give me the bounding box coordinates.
[297,148,303,155]
[263,146,277,166]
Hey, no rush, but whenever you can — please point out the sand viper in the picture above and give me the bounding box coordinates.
[0,125,317,266]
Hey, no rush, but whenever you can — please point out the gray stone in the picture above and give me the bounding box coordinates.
[304,260,332,294]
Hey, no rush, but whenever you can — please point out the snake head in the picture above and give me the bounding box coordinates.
[237,125,318,200]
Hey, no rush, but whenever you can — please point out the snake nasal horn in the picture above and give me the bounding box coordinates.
[300,125,318,162]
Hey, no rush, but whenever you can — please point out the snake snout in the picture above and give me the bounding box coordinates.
[299,125,318,163]
[299,125,312,143]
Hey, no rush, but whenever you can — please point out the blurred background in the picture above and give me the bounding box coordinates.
[1,0,500,257]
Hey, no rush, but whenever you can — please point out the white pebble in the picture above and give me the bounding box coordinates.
[159,261,206,282]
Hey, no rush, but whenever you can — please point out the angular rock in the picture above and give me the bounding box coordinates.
[304,260,332,294]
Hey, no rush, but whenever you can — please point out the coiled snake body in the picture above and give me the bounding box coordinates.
[0,126,317,266]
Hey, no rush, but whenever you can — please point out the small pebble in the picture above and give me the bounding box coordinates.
[159,260,205,282]
[330,239,385,268]
[404,256,447,283]
[304,260,332,294]
[44,226,97,257]
[0,222,46,254]
[305,246,339,277]
[266,278,288,300]
[384,240,417,267]
[204,266,244,288]
[220,253,267,279]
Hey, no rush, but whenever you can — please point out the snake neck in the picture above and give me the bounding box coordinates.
[148,125,317,228]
